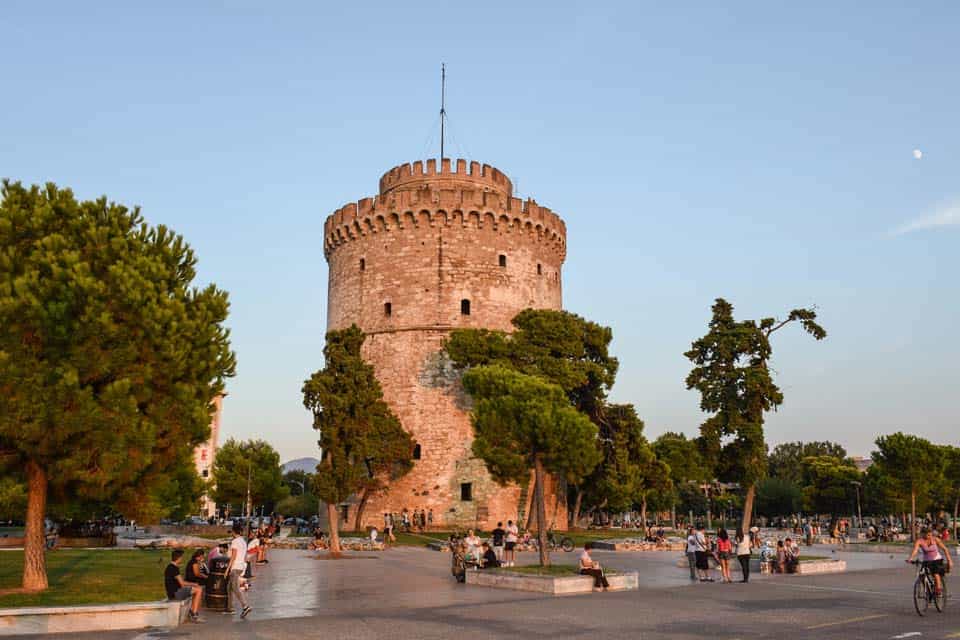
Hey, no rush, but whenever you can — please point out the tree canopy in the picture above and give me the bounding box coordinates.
[463,365,600,565]
[800,455,861,519]
[211,438,288,515]
[685,298,826,531]
[0,181,235,590]
[871,432,944,539]
[768,441,848,485]
[302,325,413,553]
[446,308,618,420]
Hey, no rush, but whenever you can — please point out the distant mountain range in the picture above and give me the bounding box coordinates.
[282,457,320,474]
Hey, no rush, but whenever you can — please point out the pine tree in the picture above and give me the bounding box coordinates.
[0,181,235,590]
[301,325,412,554]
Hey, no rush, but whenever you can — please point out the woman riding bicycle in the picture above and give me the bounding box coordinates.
[907,527,953,595]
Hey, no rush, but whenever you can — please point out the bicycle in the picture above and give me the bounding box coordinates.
[911,560,947,616]
[529,531,575,553]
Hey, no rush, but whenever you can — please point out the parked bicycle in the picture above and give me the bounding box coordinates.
[529,531,575,553]
[911,560,947,616]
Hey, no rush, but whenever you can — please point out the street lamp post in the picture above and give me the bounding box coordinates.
[851,481,863,531]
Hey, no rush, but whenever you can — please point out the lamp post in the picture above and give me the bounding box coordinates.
[851,481,863,531]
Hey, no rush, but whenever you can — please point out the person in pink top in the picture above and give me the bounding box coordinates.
[907,527,953,595]
[715,528,733,583]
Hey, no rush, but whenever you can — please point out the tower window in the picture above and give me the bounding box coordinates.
[384,302,392,317]
[413,444,421,460]
[537,263,542,275]
[202,469,209,478]
[460,482,473,501]
[498,254,507,267]
[460,299,471,316]
[360,258,365,271]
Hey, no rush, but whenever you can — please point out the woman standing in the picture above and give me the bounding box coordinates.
[735,527,752,583]
[716,528,733,583]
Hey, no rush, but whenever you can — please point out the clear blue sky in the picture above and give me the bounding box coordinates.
[3,1,957,462]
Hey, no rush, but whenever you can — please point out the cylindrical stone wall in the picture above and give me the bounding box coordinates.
[323,158,567,530]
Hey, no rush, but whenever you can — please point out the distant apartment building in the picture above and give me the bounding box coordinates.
[193,395,222,519]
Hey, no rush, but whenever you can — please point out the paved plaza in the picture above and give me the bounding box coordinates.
[32,546,959,640]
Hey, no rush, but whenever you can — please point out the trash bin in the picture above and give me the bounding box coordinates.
[205,556,230,611]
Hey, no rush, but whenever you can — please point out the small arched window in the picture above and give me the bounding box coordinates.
[499,254,507,267]
[413,444,421,460]
[460,299,471,316]
[384,302,392,317]
[537,263,542,275]
[360,258,365,271]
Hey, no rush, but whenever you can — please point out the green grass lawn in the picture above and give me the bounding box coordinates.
[498,564,581,576]
[0,550,170,608]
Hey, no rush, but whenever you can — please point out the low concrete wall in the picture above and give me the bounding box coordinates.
[795,559,846,574]
[592,540,685,552]
[0,600,187,636]
[466,570,638,594]
[0,537,112,549]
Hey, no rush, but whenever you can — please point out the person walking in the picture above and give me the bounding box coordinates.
[227,524,252,619]
[716,528,733,583]
[735,527,752,583]
[685,526,699,581]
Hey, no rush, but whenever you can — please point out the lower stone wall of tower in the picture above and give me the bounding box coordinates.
[355,330,568,532]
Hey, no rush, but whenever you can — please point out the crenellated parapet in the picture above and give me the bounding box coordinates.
[379,158,513,197]
[324,166,566,260]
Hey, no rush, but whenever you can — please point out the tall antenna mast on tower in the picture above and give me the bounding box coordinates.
[440,63,446,160]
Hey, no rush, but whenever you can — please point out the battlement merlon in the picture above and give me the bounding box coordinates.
[324,187,566,238]
[378,158,513,197]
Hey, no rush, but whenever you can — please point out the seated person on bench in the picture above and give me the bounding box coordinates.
[480,542,500,568]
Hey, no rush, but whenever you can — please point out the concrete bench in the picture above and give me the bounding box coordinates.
[0,599,188,636]
[466,570,639,594]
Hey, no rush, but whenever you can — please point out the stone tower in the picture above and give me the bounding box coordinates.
[323,158,567,530]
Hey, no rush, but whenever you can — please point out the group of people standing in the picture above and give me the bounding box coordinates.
[384,508,434,534]
[686,525,753,583]
[163,523,268,623]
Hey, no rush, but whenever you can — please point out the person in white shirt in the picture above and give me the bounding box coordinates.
[226,524,252,619]
[504,520,519,567]
[464,530,482,566]
[579,543,609,590]
[685,526,699,581]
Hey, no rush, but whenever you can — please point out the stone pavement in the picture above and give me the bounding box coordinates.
[37,547,960,640]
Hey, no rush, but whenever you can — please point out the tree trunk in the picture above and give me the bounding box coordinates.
[910,490,917,542]
[671,503,676,529]
[572,489,583,529]
[354,487,370,532]
[534,456,549,567]
[740,483,756,534]
[524,472,538,530]
[326,502,342,556]
[22,460,48,591]
[640,495,648,538]
[952,495,958,542]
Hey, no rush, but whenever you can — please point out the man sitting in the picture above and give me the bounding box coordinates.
[164,549,203,623]
[480,542,501,569]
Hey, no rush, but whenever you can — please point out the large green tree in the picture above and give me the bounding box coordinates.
[756,476,802,518]
[583,404,670,531]
[871,432,944,540]
[0,182,234,591]
[462,365,600,566]
[800,455,861,524]
[302,325,413,554]
[211,439,288,516]
[685,298,826,533]
[446,309,618,520]
[653,431,707,524]
[768,441,848,485]
[940,446,960,540]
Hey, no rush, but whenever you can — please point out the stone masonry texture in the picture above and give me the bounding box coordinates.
[323,158,568,530]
